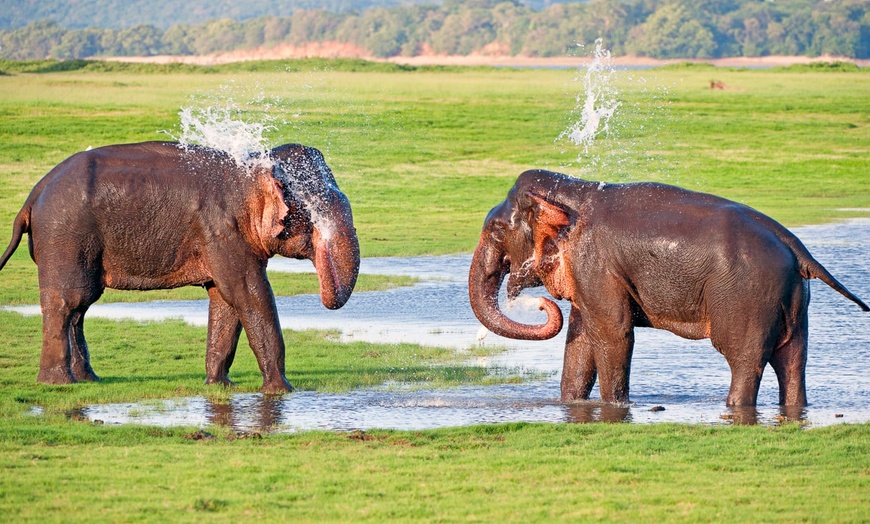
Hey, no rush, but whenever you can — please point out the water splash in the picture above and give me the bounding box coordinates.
[559,39,620,154]
[555,40,675,182]
[506,293,548,315]
[171,82,279,173]
[166,80,344,239]
[274,147,340,241]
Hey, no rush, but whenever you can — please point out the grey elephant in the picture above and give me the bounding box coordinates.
[469,170,868,408]
[0,141,360,393]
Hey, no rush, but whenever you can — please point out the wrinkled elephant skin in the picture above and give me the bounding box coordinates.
[469,170,868,407]
[0,141,360,393]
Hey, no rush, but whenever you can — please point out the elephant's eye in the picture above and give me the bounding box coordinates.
[491,224,506,243]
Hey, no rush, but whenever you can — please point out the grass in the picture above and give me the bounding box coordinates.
[0,310,515,416]
[1,64,867,257]
[0,60,868,521]
[0,421,866,522]
[0,268,417,305]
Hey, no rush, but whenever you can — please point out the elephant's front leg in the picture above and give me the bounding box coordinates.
[561,306,597,401]
[205,285,242,386]
[571,300,635,405]
[213,265,292,394]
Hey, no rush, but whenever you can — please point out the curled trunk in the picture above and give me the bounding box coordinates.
[468,237,563,340]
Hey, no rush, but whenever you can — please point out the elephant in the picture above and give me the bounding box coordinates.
[0,141,360,393]
[469,169,868,408]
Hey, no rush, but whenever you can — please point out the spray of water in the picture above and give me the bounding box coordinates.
[506,294,549,314]
[167,79,343,238]
[169,81,279,173]
[556,39,675,181]
[559,38,620,154]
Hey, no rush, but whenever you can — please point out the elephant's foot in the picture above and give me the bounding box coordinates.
[260,376,293,395]
[205,375,236,387]
[37,366,77,385]
[560,388,592,403]
[72,364,100,382]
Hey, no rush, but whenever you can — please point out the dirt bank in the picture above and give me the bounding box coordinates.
[102,41,869,68]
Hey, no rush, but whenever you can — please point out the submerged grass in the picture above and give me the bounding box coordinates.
[0,62,868,521]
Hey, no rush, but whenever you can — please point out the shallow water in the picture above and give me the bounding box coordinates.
[14,219,870,430]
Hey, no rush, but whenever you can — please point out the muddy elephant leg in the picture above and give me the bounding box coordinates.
[561,306,597,401]
[70,307,99,382]
[769,306,809,408]
[714,314,780,407]
[594,326,634,405]
[566,300,634,405]
[723,360,766,407]
[38,281,100,384]
[212,264,292,394]
[205,285,242,386]
[38,287,77,384]
[716,337,771,407]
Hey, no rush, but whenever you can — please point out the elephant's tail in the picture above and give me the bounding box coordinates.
[0,204,30,272]
[748,209,869,312]
[800,255,869,312]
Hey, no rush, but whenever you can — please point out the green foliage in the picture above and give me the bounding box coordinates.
[773,61,865,73]
[0,0,442,30]
[2,1,870,60]
[0,416,867,521]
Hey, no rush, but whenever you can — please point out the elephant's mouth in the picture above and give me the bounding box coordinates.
[506,257,542,300]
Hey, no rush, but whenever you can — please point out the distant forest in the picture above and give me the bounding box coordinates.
[2,0,869,60]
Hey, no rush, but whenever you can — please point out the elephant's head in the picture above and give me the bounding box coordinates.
[469,170,578,340]
[265,144,360,310]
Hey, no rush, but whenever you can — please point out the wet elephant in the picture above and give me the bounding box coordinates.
[469,169,868,408]
[0,141,360,393]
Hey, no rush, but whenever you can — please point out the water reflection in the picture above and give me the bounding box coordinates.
[16,219,870,430]
[564,403,632,424]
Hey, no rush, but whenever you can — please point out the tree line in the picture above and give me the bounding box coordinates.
[2,0,868,61]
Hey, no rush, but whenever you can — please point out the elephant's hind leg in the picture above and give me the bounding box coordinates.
[70,307,100,381]
[38,289,77,384]
[38,289,100,384]
[36,260,103,384]
[769,307,809,408]
[715,331,776,407]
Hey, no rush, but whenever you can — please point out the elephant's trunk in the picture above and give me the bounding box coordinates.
[468,237,563,340]
[313,194,360,310]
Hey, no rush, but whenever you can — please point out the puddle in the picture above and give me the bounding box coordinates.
[14,219,870,430]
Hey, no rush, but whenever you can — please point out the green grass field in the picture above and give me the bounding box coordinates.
[0,60,868,521]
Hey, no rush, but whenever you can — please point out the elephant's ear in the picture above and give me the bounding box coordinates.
[528,193,571,268]
[259,173,291,239]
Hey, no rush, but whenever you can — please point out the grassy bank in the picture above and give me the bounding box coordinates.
[1,420,866,522]
[0,61,868,521]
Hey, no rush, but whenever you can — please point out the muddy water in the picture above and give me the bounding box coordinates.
[16,219,870,430]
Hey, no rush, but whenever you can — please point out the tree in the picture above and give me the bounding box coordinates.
[430,7,497,55]
[54,28,105,58]
[627,2,718,58]
[0,20,67,59]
